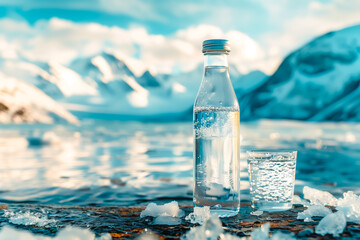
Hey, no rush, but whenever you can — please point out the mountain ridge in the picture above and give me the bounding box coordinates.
[1,24,360,123]
[241,24,360,121]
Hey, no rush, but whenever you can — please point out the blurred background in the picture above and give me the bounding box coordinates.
[0,0,359,208]
[1,0,360,122]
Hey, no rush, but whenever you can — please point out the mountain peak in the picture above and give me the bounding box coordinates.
[0,72,78,124]
[242,24,360,121]
[138,70,161,88]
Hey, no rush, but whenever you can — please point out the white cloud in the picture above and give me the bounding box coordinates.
[0,36,18,59]
[1,0,360,77]
[0,18,267,74]
[0,0,359,75]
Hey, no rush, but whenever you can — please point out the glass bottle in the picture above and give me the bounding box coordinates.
[193,39,240,217]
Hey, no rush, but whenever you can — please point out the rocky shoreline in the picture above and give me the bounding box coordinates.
[0,203,359,239]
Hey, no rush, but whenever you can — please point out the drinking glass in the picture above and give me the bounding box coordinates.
[247,150,297,211]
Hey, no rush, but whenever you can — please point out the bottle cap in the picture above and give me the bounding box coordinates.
[202,39,230,54]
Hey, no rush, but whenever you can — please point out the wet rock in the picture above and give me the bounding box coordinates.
[0,103,9,112]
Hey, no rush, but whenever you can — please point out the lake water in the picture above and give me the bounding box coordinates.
[0,120,360,208]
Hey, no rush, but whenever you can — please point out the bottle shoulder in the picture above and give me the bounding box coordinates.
[194,68,239,109]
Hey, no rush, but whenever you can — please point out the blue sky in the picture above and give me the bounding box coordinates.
[0,0,359,74]
[0,0,333,36]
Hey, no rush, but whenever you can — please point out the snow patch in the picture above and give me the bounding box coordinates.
[127,90,149,107]
[0,72,78,124]
[91,55,114,83]
[172,82,186,93]
[4,210,56,227]
[49,62,98,97]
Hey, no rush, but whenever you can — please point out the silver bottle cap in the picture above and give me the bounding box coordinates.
[202,39,230,54]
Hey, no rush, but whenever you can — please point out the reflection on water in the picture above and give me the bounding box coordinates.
[0,121,193,206]
[0,120,359,206]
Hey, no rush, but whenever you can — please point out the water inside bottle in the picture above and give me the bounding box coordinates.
[193,107,240,217]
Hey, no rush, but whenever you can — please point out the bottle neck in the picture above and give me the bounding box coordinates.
[204,53,229,68]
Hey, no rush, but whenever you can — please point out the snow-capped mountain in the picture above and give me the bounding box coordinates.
[158,63,267,104]
[71,52,145,96]
[2,24,360,123]
[0,59,97,99]
[0,72,78,124]
[242,25,360,121]
[63,52,267,120]
[63,52,195,120]
[0,50,267,122]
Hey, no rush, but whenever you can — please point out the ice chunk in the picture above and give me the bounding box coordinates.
[181,215,223,240]
[250,210,263,216]
[140,201,184,226]
[336,191,360,223]
[56,226,96,239]
[297,205,332,222]
[4,210,56,227]
[185,206,211,224]
[0,225,97,240]
[303,186,337,206]
[153,216,181,225]
[0,226,47,240]
[140,201,184,218]
[95,233,112,240]
[251,222,270,240]
[271,231,296,240]
[292,195,309,206]
[315,211,346,237]
[227,223,295,240]
[135,230,160,240]
[219,233,243,240]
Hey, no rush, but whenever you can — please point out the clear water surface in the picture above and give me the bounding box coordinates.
[0,120,360,207]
